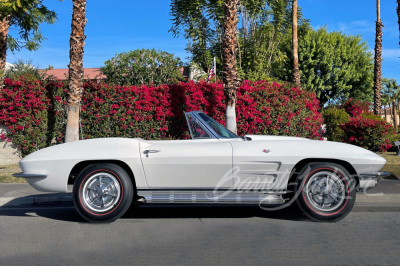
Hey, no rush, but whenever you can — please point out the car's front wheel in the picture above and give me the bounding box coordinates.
[295,163,356,222]
[73,163,134,223]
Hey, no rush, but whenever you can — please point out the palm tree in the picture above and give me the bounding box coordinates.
[382,79,399,132]
[383,79,400,132]
[292,0,301,88]
[223,0,239,133]
[373,0,383,115]
[0,0,57,87]
[65,0,87,142]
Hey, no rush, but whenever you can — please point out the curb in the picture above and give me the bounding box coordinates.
[0,193,399,208]
[357,193,400,203]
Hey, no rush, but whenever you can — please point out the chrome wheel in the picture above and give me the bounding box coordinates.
[304,171,346,212]
[82,172,121,213]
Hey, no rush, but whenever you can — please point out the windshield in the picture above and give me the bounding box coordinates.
[198,113,239,139]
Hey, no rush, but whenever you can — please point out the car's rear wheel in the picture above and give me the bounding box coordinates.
[73,163,134,223]
[295,163,356,222]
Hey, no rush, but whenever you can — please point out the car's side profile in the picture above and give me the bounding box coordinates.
[14,111,387,223]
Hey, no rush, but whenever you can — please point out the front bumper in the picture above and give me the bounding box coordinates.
[357,172,390,192]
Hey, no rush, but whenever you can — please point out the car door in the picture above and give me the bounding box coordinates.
[140,139,233,189]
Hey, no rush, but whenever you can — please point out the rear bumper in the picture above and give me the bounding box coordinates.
[357,172,390,192]
[13,172,47,179]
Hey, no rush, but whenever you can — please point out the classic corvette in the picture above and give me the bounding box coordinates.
[14,111,387,223]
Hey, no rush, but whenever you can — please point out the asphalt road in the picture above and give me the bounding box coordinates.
[0,204,399,265]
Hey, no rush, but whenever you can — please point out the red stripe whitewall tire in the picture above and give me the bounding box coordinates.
[73,163,134,223]
[295,163,356,222]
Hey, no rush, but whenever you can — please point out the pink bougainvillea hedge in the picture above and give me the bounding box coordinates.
[340,116,393,152]
[338,99,393,152]
[0,77,323,156]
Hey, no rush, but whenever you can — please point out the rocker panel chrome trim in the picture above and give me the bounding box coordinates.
[137,190,285,205]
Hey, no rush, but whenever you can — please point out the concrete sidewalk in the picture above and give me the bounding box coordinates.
[0,180,399,208]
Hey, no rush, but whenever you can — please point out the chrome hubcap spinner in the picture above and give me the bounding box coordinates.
[305,171,346,212]
[82,173,121,213]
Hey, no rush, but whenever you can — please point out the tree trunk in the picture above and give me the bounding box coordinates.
[0,16,10,88]
[384,107,387,121]
[397,0,400,132]
[373,0,383,115]
[223,0,239,134]
[394,102,399,132]
[397,0,400,49]
[65,0,87,143]
[390,104,394,127]
[292,0,301,88]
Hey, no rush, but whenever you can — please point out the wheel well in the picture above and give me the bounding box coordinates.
[287,158,359,188]
[68,160,137,191]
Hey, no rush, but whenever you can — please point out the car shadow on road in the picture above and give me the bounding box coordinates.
[1,194,400,223]
[0,205,310,223]
[0,205,83,222]
[0,194,82,222]
[122,204,310,222]
[0,194,310,223]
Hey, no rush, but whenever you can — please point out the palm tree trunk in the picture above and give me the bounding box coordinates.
[65,0,87,143]
[397,0,400,48]
[0,16,10,88]
[292,0,301,88]
[397,0,400,132]
[373,0,383,115]
[384,107,387,121]
[223,0,239,134]
[394,103,399,132]
[390,104,394,127]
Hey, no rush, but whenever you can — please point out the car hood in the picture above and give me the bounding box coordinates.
[241,134,386,173]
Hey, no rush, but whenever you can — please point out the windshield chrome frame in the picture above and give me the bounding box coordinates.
[184,112,217,139]
[185,111,239,139]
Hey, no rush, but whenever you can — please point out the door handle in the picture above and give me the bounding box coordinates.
[143,150,161,155]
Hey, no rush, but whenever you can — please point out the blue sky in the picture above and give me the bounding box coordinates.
[6,0,400,81]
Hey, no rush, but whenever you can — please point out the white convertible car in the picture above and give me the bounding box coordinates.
[14,111,387,223]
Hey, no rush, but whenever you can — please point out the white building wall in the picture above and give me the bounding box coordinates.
[0,127,21,165]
